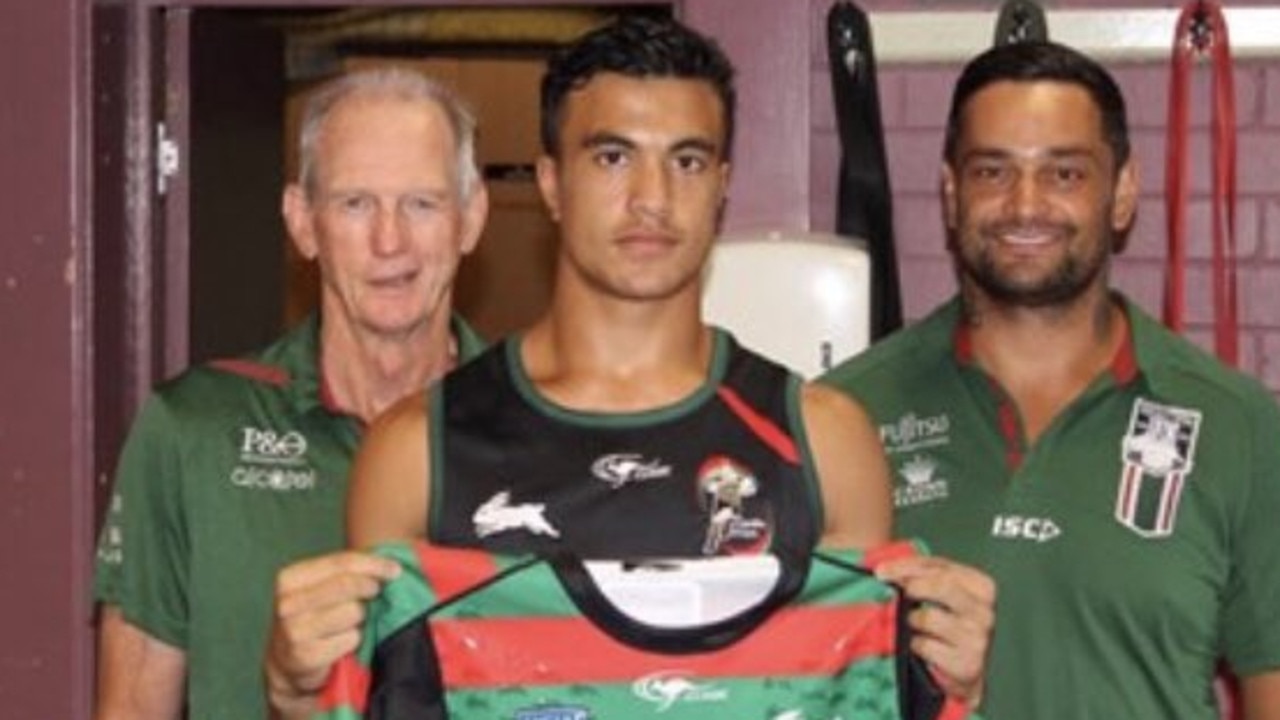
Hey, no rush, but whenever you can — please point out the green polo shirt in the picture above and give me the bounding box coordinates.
[93,314,484,720]
[822,296,1280,720]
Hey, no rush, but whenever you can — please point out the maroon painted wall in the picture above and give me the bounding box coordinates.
[686,0,814,233]
[0,0,94,717]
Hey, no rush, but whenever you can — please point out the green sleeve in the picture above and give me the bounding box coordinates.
[92,489,125,603]
[1221,394,1280,675]
[97,394,192,649]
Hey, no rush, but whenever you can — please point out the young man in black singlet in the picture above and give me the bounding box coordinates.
[265,18,994,719]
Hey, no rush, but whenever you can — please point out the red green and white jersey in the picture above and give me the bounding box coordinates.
[93,315,484,720]
[316,540,972,720]
[822,296,1280,720]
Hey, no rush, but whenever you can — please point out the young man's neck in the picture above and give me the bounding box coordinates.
[522,284,713,412]
[319,309,455,423]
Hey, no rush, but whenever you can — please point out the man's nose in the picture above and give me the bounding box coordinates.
[1007,170,1047,220]
[628,158,672,220]
[372,206,408,255]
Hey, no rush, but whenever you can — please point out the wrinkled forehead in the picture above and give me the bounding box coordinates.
[309,94,460,189]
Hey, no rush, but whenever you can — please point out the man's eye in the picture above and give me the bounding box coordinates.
[335,194,374,214]
[673,154,708,173]
[401,195,438,216]
[970,164,1008,183]
[1051,166,1087,185]
[594,149,628,167]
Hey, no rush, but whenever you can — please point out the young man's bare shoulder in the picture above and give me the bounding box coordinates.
[348,387,433,545]
[800,381,874,430]
[366,389,430,447]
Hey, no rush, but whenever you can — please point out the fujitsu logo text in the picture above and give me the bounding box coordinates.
[880,412,951,453]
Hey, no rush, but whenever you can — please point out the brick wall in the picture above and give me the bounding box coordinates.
[807,1,1280,392]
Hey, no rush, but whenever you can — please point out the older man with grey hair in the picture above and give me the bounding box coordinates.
[93,67,488,720]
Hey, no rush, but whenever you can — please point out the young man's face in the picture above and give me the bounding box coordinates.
[943,80,1137,309]
[285,94,486,338]
[536,72,730,304]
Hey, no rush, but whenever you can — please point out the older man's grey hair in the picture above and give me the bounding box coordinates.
[296,67,480,200]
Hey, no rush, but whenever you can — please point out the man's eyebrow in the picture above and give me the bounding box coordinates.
[671,137,720,156]
[960,146,1098,163]
[579,133,721,157]
[581,132,636,150]
[959,148,1010,163]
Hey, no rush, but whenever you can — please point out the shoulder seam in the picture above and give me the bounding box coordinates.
[207,358,290,387]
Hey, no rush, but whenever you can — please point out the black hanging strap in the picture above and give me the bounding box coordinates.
[828,1,901,340]
[993,0,1049,46]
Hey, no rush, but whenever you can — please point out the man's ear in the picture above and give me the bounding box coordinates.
[941,162,959,232]
[535,155,561,223]
[459,182,489,256]
[1111,158,1140,234]
[282,184,318,260]
[714,161,732,229]
[716,160,731,206]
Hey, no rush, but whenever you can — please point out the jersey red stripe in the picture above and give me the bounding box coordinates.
[1159,473,1185,534]
[938,697,974,720]
[996,396,1022,470]
[432,603,894,688]
[208,358,289,386]
[1120,464,1138,520]
[415,544,500,603]
[953,322,975,363]
[1109,324,1139,385]
[862,540,918,571]
[716,387,799,464]
[319,654,370,713]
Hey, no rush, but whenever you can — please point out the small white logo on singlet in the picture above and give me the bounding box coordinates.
[591,453,672,489]
[473,491,561,539]
[633,671,728,711]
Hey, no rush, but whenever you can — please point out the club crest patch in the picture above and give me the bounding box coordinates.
[1114,398,1202,538]
[696,456,771,555]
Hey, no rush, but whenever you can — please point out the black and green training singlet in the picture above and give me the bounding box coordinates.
[427,329,823,560]
[315,541,972,720]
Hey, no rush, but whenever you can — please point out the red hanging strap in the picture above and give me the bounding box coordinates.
[1164,0,1239,366]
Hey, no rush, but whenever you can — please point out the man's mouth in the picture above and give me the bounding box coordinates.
[369,269,418,288]
[987,223,1069,248]
[616,231,678,256]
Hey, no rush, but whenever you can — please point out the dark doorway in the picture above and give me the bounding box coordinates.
[181,5,673,363]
